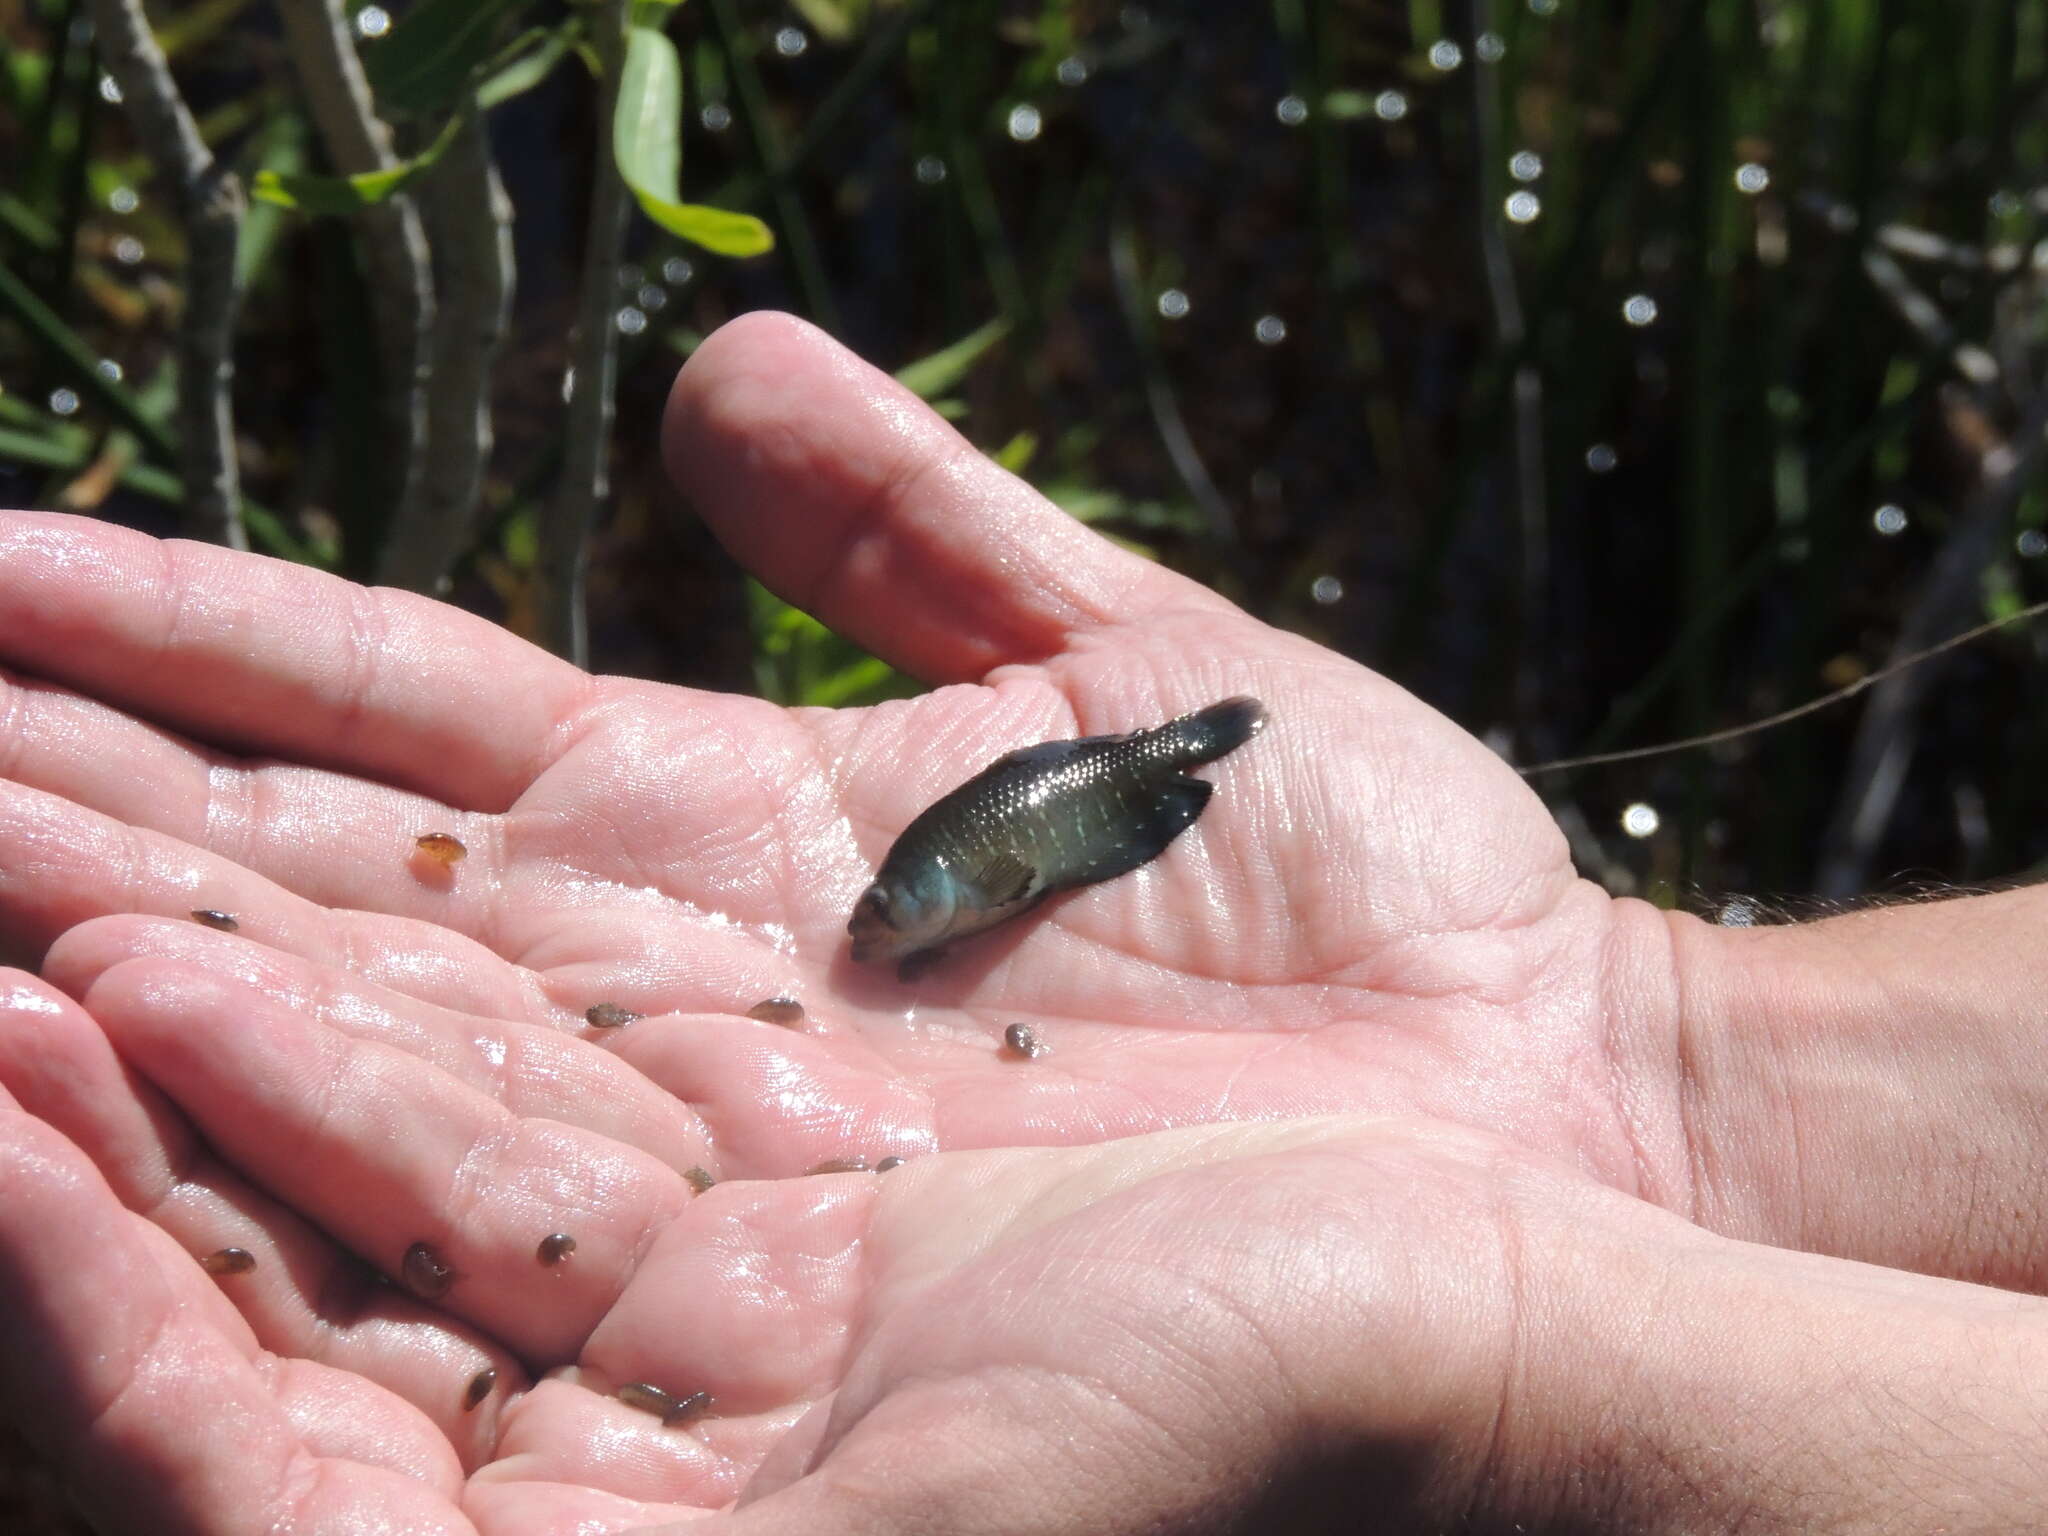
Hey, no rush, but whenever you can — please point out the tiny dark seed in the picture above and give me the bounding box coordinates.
[683,1166,716,1194]
[584,1002,642,1029]
[415,832,468,865]
[201,1246,255,1275]
[617,1381,678,1419]
[401,1241,455,1299]
[463,1368,496,1411]
[537,1232,577,1265]
[664,1390,715,1425]
[1003,1022,1048,1059]
[745,996,805,1026]
[875,1156,905,1173]
[806,1157,871,1176]
[190,909,239,932]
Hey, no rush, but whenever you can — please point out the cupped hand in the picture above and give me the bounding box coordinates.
[9,964,2045,1535]
[0,311,1674,1190]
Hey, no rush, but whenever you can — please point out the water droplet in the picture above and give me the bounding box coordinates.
[94,358,122,382]
[354,4,390,38]
[1156,288,1189,320]
[700,102,732,132]
[1509,150,1543,182]
[560,367,576,403]
[1504,190,1542,224]
[1310,574,1343,605]
[107,185,138,214]
[1275,94,1309,126]
[112,235,145,264]
[48,388,79,417]
[662,256,695,285]
[98,73,122,104]
[1006,103,1043,142]
[1427,39,1463,70]
[914,154,947,185]
[1056,56,1088,87]
[615,306,647,336]
[1622,294,1659,326]
[773,25,808,57]
[1254,314,1287,344]
[1620,802,1660,838]
[1475,31,1505,62]
[1871,503,1908,536]
[1734,162,1770,194]
[1374,90,1409,121]
[1585,443,1618,473]
[2017,529,2047,559]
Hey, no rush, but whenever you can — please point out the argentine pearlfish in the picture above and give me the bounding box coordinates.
[849,697,1265,971]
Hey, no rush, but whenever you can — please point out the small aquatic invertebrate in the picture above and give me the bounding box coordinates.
[745,996,804,1026]
[537,1233,577,1265]
[1003,1022,1048,1059]
[850,698,1264,971]
[201,1247,255,1274]
[414,832,467,865]
[401,1241,455,1299]
[189,909,239,932]
[463,1368,496,1411]
[584,1002,641,1029]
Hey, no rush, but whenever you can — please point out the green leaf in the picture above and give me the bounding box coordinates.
[990,430,1037,474]
[252,112,465,214]
[476,23,581,110]
[788,0,862,43]
[893,316,1009,399]
[366,0,531,116]
[612,20,775,256]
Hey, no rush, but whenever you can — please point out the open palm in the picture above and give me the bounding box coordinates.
[2,313,1656,1191]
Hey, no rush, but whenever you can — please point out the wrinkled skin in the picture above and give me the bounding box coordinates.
[4,314,2048,1533]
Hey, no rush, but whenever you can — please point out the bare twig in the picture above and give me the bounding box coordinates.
[378,104,514,593]
[275,0,434,551]
[540,0,633,666]
[1813,377,2048,895]
[87,0,247,548]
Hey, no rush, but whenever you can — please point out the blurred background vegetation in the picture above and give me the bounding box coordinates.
[2,0,2047,930]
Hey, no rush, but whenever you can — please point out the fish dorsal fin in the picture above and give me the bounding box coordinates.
[965,849,1041,909]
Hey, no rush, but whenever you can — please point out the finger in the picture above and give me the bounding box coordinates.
[45,917,711,1171]
[0,1103,471,1535]
[662,312,1238,683]
[83,959,697,1364]
[0,509,590,810]
[0,969,523,1460]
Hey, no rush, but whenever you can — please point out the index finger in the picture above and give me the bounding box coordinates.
[0,510,592,810]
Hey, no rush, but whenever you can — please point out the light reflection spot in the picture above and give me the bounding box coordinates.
[1509,151,1543,182]
[1374,90,1408,121]
[700,102,732,132]
[1275,94,1309,127]
[1156,288,1190,320]
[1734,162,1770,194]
[1476,32,1505,62]
[914,155,947,185]
[1254,314,1287,344]
[95,358,122,382]
[1428,39,1463,70]
[1622,294,1658,326]
[108,185,139,214]
[1872,503,1908,536]
[1310,574,1343,605]
[1620,802,1660,838]
[98,74,122,103]
[615,306,647,336]
[1505,191,1541,224]
[773,26,808,57]
[1056,56,1088,87]
[112,235,144,264]
[2017,529,2047,559]
[662,256,695,285]
[1006,104,1043,142]
[49,388,80,417]
[1585,443,1618,474]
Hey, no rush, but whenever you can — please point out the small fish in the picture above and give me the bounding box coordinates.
[850,697,1264,971]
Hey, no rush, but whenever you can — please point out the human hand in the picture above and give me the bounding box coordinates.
[9,961,2047,1534]
[0,311,1659,1188]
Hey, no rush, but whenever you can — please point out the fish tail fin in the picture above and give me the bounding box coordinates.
[1158,696,1266,766]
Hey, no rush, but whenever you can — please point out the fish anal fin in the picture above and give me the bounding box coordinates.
[1064,777,1213,887]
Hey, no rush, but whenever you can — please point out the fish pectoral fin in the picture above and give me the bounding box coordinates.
[1065,777,1214,886]
[966,849,1043,909]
